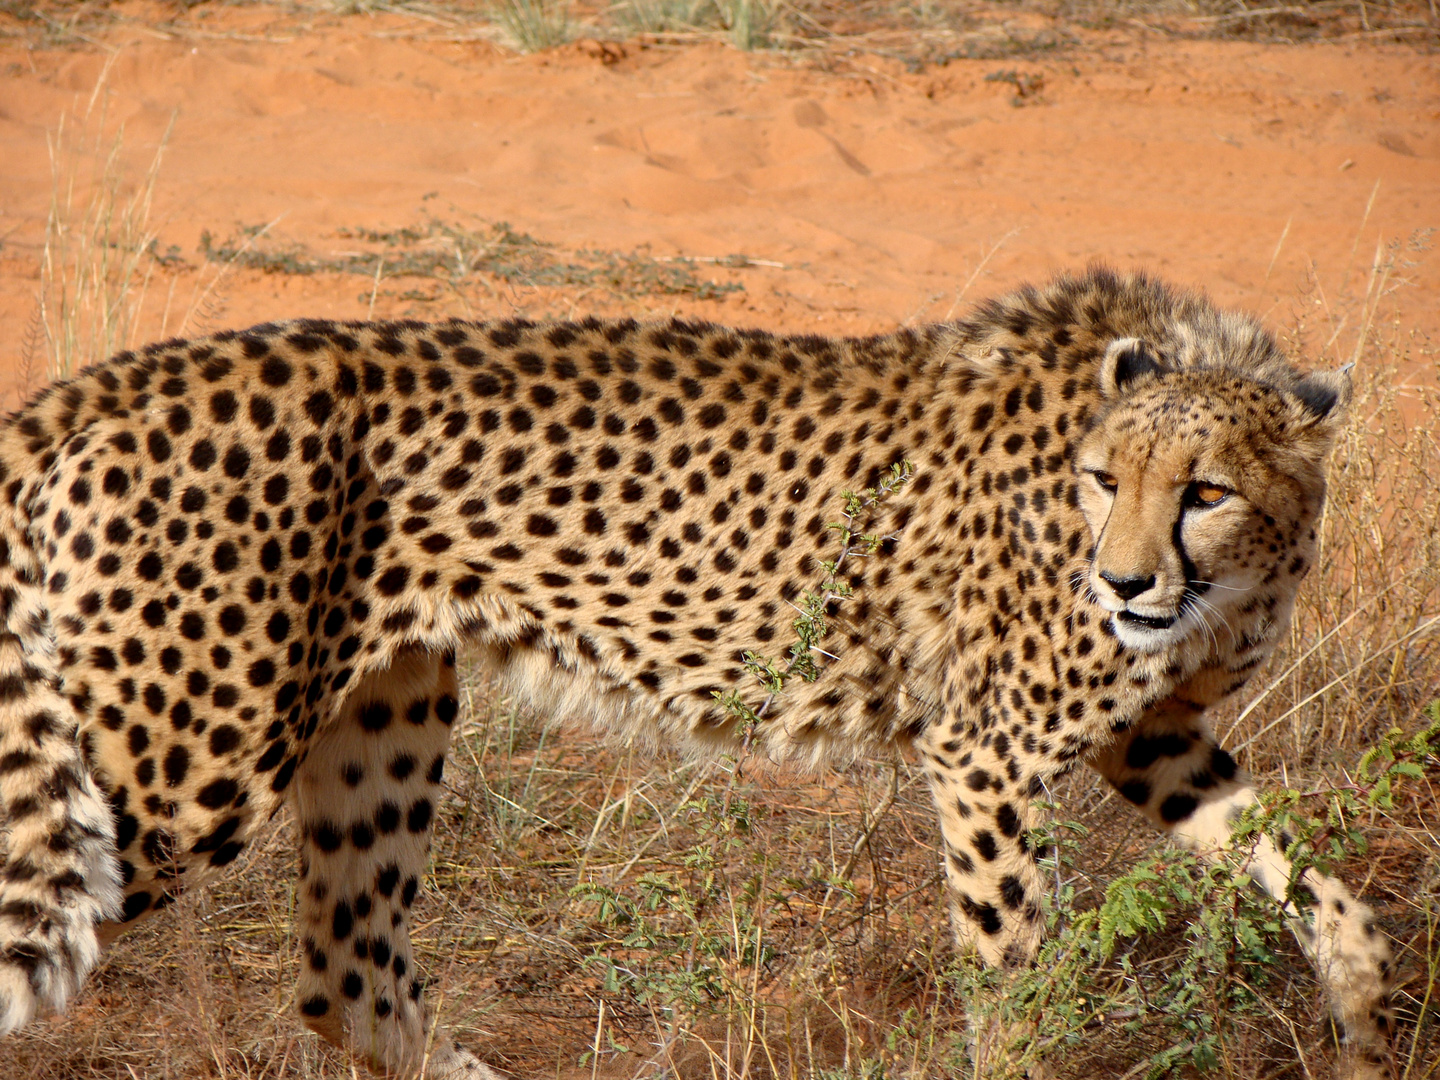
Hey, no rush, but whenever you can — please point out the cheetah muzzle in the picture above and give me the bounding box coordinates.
[0,269,1395,1078]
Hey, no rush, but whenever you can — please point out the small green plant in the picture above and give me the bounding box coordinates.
[962,712,1440,1078]
[714,460,917,750]
[566,472,917,1061]
[1235,711,1440,888]
[958,849,1282,1077]
[492,0,573,52]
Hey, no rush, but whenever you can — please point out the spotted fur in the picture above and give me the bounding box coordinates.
[0,270,1393,1078]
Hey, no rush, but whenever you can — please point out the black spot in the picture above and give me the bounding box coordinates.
[995,803,1022,838]
[389,754,416,780]
[972,830,998,861]
[961,895,1003,935]
[197,778,238,809]
[212,541,240,573]
[305,391,334,425]
[376,567,408,595]
[999,875,1026,910]
[260,357,293,386]
[1125,732,1190,770]
[163,745,190,787]
[1159,793,1199,824]
[1210,746,1238,780]
[147,430,172,462]
[1119,780,1151,805]
[360,703,393,731]
[406,798,432,833]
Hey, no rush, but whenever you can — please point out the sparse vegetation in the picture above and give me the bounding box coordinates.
[718,0,776,50]
[1,0,1435,52]
[610,0,778,49]
[984,68,1046,106]
[492,0,574,52]
[611,0,722,34]
[198,212,747,310]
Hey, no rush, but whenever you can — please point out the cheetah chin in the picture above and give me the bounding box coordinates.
[0,268,1394,1079]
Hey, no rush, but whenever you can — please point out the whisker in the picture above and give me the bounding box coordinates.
[1182,592,1219,652]
[1185,591,1238,646]
[1190,578,1253,594]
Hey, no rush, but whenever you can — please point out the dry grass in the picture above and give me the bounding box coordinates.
[1,0,1436,53]
[30,52,171,385]
[7,36,1440,1080]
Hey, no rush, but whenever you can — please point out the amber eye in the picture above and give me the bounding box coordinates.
[1187,482,1231,507]
[1091,470,1118,493]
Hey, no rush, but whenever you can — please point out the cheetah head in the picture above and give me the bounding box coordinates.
[1074,337,1350,654]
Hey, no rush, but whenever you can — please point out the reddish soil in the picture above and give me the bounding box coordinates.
[1,4,1436,407]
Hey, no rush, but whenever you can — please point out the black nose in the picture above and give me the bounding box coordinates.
[1100,571,1156,602]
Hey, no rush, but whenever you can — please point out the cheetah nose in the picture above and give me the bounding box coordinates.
[1099,571,1156,602]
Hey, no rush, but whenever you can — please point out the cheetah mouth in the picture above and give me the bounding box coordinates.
[1116,610,1177,631]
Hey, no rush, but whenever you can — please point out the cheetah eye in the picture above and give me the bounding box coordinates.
[1185,481,1231,508]
[1090,470,1118,494]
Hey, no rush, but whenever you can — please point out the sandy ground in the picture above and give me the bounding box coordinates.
[1,4,1437,410]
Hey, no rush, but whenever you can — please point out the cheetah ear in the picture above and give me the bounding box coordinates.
[1098,337,1167,400]
[1292,364,1353,424]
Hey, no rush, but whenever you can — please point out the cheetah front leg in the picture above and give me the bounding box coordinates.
[919,727,1050,1077]
[1088,705,1396,1080]
[290,647,504,1080]
[922,747,1045,966]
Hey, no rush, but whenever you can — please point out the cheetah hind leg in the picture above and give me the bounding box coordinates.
[289,648,505,1079]
[0,556,122,1035]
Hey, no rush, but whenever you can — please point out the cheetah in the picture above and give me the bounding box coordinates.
[0,269,1395,1078]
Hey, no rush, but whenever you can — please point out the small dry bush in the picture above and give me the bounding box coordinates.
[28,54,170,386]
[9,103,1440,1080]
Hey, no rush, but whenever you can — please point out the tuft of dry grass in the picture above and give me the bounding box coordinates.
[492,0,575,52]
[32,54,171,384]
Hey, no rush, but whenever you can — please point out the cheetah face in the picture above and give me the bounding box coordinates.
[1075,338,1349,654]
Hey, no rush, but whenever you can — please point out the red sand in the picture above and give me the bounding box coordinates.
[1,6,1436,408]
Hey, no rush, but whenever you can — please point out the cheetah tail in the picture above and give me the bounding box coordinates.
[0,535,122,1036]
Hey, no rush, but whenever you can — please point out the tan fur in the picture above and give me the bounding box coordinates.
[0,269,1393,1077]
